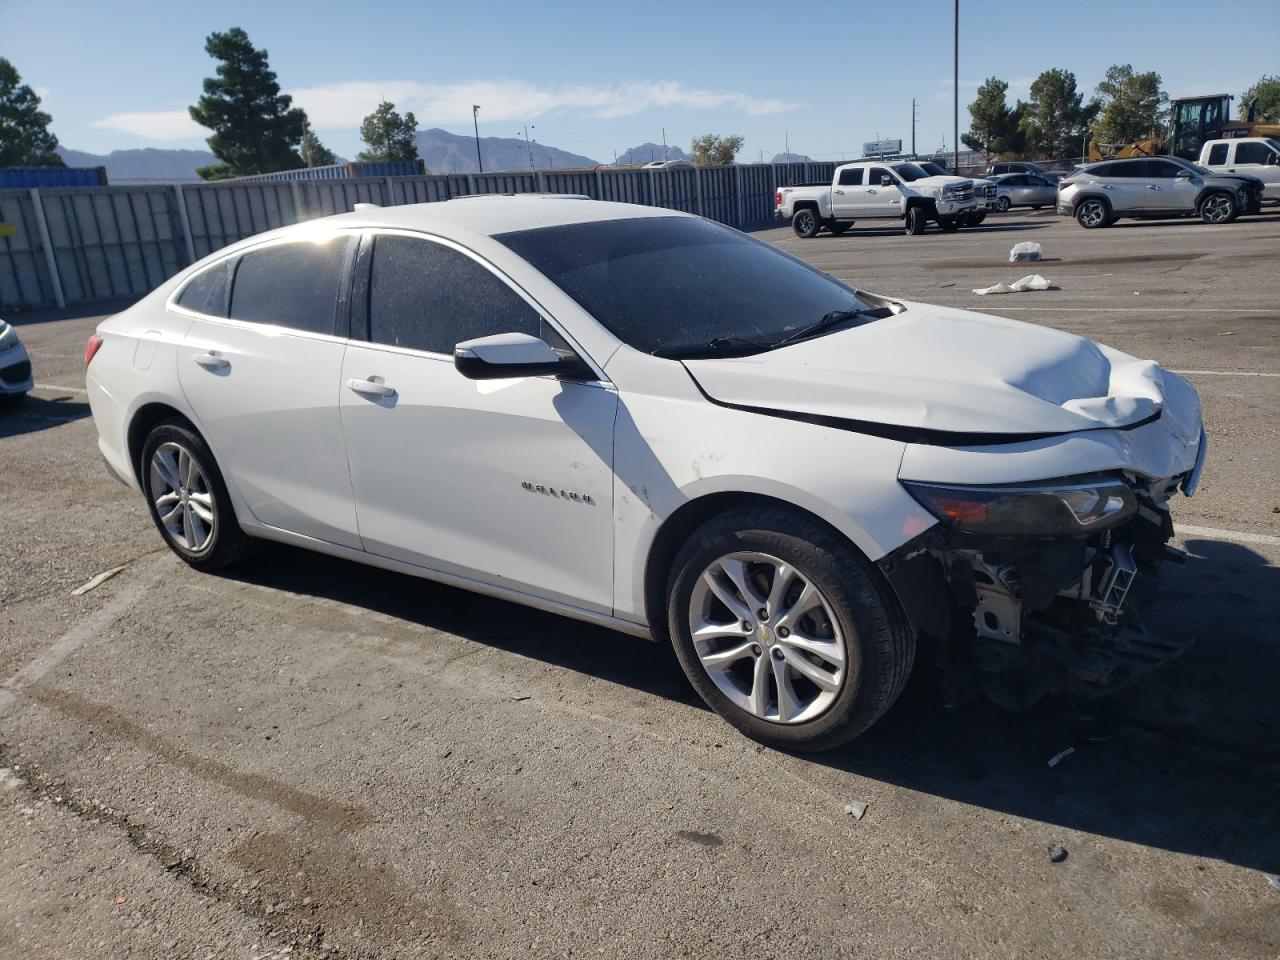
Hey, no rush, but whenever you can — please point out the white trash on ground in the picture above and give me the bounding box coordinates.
[1010,241,1042,262]
[972,274,1052,295]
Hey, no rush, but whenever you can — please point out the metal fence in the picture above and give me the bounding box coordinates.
[0,162,837,312]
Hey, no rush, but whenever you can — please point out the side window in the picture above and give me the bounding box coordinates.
[368,235,540,354]
[868,167,893,186]
[1235,142,1270,165]
[1111,161,1146,178]
[1147,160,1182,179]
[176,261,230,317]
[1207,143,1229,165]
[837,168,863,186]
[1006,175,1027,186]
[228,237,350,334]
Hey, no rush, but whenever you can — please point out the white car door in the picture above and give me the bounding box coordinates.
[864,166,903,217]
[831,167,863,218]
[1228,141,1280,201]
[176,233,362,549]
[337,231,618,613]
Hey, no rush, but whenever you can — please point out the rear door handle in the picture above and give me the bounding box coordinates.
[193,351,229,371]
[835,189,844,195]
[347,377,397,399]
[1146,185,1160,190]
[867,189,876,194]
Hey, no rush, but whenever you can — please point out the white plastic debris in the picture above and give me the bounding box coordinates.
[1047,747,1076,768]
[972,274,1051,295]
[843,800,869,820]
[71,564,128,596]
[1009,241,1042,262]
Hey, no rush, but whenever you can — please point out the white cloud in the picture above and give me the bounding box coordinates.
[287,79,798,128]
[93,110,204,140]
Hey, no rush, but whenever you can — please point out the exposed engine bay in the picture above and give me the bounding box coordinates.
[880,470,1198,708]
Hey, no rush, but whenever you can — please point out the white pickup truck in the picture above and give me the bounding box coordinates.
[775,160,981,237]
[1198,138,1280,203]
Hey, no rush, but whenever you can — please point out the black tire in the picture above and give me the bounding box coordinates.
[1198,190,1237,224]
[939,218,960,233]
[1076,197,1111,229]
[973,211,987,224]
[827,222,850,236]
[904,206,928,235]
[140,418,258,571]
[996,196,1011,212]
[791,207,821,239]
[666,507,915,752]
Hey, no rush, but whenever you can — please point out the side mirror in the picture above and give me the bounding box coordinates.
[880,176,893,187]
[454,332,589,381]
[1176,169,1193,178]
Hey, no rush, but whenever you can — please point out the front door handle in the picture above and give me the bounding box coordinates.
[193,351,229,371]
[1146,185,1160,190]
[867,189,876,194]
[347,377,397,399]
[835,189,845,195]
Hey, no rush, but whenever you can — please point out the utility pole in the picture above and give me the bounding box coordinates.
[785,129,790,158]
[952,0,959,171]
[521,125,536,171]
[662,127,668,162]
[912,97,919,156]
[472,105,483,174]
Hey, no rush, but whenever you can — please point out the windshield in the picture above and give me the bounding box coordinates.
[891,163,931,182]
[496,217,872,357]
[918,162,946,176]
[1170,156,1214,176]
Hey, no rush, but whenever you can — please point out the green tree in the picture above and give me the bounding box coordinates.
[300,124,336,167]
[690,133,744,166]
[1017,68,1098,159]
[961,77,1024,163]
[0,58,63,166]
[358,101,419,162]
[1242,75,1280,122]
[1091,64,1167,145]
[189,27,306,179]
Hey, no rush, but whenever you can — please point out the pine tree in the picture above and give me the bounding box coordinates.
[358,102,419,162]
[0,58,63,166]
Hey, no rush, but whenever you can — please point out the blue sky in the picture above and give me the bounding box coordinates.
[5,0,1278,162]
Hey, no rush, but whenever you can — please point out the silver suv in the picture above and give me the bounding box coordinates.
[1057,156,1265,229]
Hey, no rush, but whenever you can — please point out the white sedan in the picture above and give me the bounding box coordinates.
[0,318,34,403]
[85,197,1206,750]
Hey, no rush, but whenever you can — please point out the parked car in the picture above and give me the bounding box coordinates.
[641,160,693,169]
[1198,137,1280,203]
[991,172,1058,211]
[918,161,994,223]
[0,318,33,405]
[1057,156,1265,227]
[85,197,1207,751]
[776,161,980,236]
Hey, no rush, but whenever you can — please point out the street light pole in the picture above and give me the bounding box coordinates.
[472,105,483,174]
[953,0,959,171]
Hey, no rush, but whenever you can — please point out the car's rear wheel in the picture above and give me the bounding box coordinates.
[1198,191,1236,224]
[666,507,914,751]
[904,206,928,235]
[791,208,820,239]
[141,419,258,571]
[1076,198,1110,228]
[996,196,1011,212]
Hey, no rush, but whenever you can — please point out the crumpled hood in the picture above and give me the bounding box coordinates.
[684,300,1186,440]
[913,175,973,191]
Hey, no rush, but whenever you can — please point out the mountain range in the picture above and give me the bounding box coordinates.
[57,146,217,183]
[615,142,691,165]
[416,128,599,174]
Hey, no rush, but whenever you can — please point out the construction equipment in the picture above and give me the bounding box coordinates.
[1087,94,1280,163]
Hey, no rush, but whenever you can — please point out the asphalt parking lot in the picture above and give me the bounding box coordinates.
[2,209,1278,959]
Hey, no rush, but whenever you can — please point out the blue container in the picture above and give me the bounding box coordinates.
[0,166,108,188]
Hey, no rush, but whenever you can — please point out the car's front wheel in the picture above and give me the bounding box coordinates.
[904,206,928,235]
[1076,198,1110,228]
[1198,191,1236,224]
[996,196,1011,212]
[791,208,820,239]
[666,507,914,751]
[141,419,258,571]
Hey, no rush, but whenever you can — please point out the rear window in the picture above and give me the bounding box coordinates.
[496,216,867,357]
[176,261,230,317]
[228,237,350,335]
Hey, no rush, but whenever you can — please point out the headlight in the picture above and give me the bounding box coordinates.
[0,321,17,353]
[900,475,1137,537]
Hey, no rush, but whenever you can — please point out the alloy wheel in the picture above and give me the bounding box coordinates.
[796,211,815,235]
[149,441,216,553]
[688,551,847,724]
[1202,194,1232,223]
[1078,200,1106,227]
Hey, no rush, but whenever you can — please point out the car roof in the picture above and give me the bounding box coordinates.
[322,195,692,237]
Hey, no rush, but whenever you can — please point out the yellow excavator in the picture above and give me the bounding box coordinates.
[1087,93,1280,162]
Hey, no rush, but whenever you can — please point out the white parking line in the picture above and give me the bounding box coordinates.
[1170,370,1280,378]
[33,382,89,395]
[1174,524,1280,547]
[988,307,1255,313]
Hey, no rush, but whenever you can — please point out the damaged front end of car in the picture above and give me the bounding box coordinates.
[879,450,1206,708]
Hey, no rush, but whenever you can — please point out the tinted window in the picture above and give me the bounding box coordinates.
[228,237,350,334]
[497,217,870,357]
[837,168,863,186]
[891,163,930,182]
[1235,142,1272,165]
[1207,143,1229,165]
[1146,160,1184,178]
[368,235,539,354]
[1109,161,1149,178]
[176,261,229,317]
[1004,175,1026,186]
[868,167,893,185]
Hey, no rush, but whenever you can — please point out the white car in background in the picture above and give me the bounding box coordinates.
[85,197,1207,750]
[0,318,34,404]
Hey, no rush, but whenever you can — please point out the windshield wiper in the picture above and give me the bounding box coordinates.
[772,308,869,349]
[652,336,773,360]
